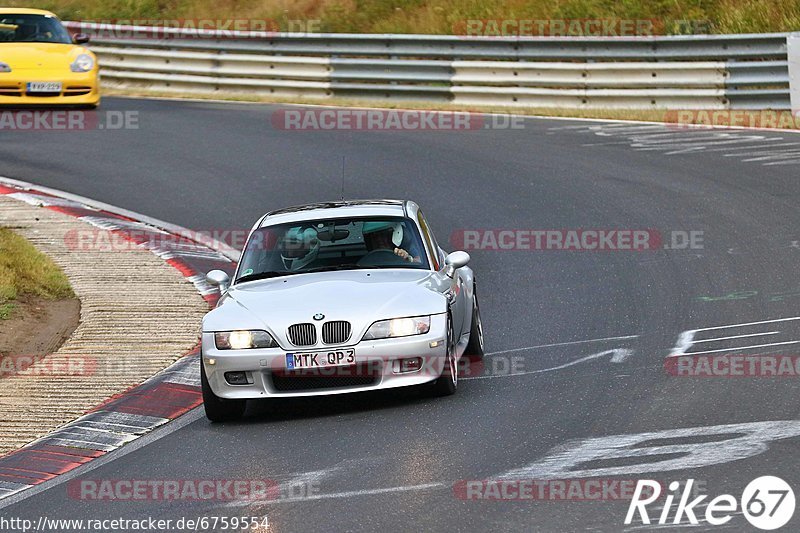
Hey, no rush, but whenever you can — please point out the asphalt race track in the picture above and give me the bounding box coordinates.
[2,97,800,531]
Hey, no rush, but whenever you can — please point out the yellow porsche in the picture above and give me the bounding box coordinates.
[0,8,99,107]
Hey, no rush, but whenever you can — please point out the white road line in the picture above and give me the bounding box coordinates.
[660,139,782,155]
[691,331,780,344]
[634,137,767,151]
[632,133,748,145]
[741,147,800,157]
[764,159,800,166]
[629,133,737,144]
[703,141,800,153]
[743,151,800,162]
[691,316,800,333]
[672,340,800,356]
[565,123,800,166]
[724,146,800,157]
[668,317,800,357]
[593,126,670,135]
[465,349,633,381]
[653,136,770,149]
[495,420,800,482]
[581,140,643,147]
[484,335,637,356]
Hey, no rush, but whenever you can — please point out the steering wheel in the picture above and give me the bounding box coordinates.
[357,249,406,266]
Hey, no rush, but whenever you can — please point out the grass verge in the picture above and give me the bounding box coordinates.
[0,227,74,320]
[11,0,800,35]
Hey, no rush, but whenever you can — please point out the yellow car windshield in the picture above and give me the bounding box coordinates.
[0,14,72,44]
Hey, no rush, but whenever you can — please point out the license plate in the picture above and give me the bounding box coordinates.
[26,82,62,93]
[286,349,355,370]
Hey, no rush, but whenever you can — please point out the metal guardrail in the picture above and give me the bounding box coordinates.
[65,22,797,110]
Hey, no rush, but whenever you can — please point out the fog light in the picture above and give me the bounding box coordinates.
[224,371,249,385]
[398,357,423,373]
[205,357,216,365]
[429,340,442,348]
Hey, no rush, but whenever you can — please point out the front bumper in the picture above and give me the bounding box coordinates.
[0,71,99,105]
[202,314,448,398]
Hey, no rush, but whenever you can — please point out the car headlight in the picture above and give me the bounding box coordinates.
[214,330,277,350]
[70,54,95,73]
[0,62,10,73]
[363,316,431,340]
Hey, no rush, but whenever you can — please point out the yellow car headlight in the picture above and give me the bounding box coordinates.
[70,54,94,73]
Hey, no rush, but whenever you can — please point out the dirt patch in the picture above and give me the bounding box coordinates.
[0,296,80,375]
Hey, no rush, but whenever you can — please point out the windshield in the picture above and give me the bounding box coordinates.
[236,216,429,282]
[0,14,72,44]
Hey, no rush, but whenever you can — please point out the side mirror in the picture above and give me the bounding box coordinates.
[206,270,231,293]
[73,33,90,44]
[442,251,470,278]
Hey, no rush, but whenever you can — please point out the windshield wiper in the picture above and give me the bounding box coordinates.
[235,270,296,283]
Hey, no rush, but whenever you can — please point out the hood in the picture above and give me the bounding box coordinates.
[203,269,447,346]
[0,43,88,70]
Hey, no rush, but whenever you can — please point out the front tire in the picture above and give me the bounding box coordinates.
[429,314,457,397]
[464,287,484,360]
[201,358,246,422]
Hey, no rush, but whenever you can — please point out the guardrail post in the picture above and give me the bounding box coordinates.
[790,33,800,117]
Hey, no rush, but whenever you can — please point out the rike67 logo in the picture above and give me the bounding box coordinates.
[625,476,795,530]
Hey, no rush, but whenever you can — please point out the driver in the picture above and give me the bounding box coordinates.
[280,227,320,271]
[14,23,38,41]
[362,221,420,263]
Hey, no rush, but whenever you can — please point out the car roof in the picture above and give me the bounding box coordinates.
[260,199,411,227]
[0,8,59,17]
